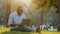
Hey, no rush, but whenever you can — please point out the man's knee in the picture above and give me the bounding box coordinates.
[23,26,35,32]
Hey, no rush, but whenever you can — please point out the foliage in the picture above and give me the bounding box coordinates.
[31,0,59,27]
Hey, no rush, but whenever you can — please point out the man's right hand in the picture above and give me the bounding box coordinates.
[7,23,23,27]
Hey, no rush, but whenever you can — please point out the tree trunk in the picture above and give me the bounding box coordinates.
[40,11,43,25]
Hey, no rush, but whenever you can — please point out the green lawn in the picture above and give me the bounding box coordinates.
[1,31,38,34]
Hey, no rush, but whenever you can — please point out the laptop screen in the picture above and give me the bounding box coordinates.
[22,19,31,25]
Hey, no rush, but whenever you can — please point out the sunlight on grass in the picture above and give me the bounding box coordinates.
[1,31,38,34]
[0,28,60,34]
[0,28,10,33]
[0,28,38,34]
[41,30,60,34]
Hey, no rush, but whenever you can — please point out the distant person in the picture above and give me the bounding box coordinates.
[7,6,35,32]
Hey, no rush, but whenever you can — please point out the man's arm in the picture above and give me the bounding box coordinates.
[7,14,13,26]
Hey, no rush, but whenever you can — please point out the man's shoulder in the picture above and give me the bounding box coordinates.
[21,13,26,18]
[22,13,25,15]
[21,13,26,16]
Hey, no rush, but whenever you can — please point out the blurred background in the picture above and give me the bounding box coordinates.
[0,0,59,31]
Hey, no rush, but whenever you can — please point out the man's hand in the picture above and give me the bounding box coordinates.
[6,24,11,27]
[6,23,23,27]
[10,23,23,26]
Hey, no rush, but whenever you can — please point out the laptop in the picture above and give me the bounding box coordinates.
[22,19,31,25]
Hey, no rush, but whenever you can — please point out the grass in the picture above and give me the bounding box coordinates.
[0,28,38,34]
[1,31,38,34]
[0,28,60,34]
[1,30,60,34]
[41,30,60,34]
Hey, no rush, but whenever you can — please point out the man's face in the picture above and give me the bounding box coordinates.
[17,7,23,15]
